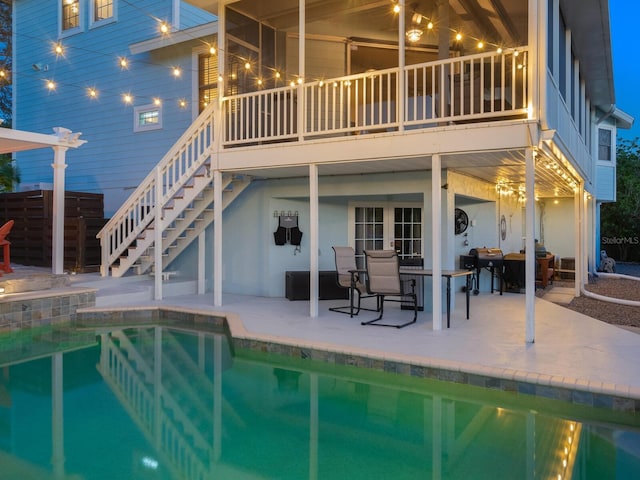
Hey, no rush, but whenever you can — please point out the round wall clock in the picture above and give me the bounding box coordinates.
[455,208,469,235]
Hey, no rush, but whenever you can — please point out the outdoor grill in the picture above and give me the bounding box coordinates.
[460,247,504,294]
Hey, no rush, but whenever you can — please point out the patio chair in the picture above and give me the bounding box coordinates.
[361,249,417,328]
[329,246,379,317]
[0,220,14,274]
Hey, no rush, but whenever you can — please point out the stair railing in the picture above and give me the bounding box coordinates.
[98,103,217,276]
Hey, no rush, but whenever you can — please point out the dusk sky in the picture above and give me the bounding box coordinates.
[610,0,639,140]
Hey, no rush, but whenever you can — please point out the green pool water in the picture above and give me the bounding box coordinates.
[0,324,638,479]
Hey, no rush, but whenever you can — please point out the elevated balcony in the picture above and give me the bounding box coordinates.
[220,48,529,148]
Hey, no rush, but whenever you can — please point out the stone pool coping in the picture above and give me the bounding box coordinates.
[74,304,640,414]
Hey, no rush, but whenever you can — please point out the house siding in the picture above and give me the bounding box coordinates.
[179,1,216,29]
[596,165,616,202]
[14,0,211,215]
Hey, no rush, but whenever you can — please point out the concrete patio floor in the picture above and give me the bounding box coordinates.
[68,271,640,405]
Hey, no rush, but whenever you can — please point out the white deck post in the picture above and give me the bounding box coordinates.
[197,231,205,294]
[525,148,535,343]
[214,170,223,306]
[298,0,305,141]
[574,183,584,296]
[309,164,319,317]
[154,166,163,300]
[431,154,442,330]
[51,145,68,275]
[398,0,405,132]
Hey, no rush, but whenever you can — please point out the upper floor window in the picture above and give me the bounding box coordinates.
[598,128,612,161]
[198,52,218,113]
[92,0,115,24]
[61,0,81,33]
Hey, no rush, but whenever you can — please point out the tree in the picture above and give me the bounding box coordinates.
[0,0,11,128]
[0,1,19,192]
[600,138,640,262]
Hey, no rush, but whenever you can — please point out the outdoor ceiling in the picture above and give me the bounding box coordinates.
[233,148,578,199]
[226,0,528,48]
[186,0,528,48]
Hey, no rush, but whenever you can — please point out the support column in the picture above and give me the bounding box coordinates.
[574,183,583,297]
[582,191,589,286]
[298,0,305,141]
[398,0,405,132]
[309,164,319,317]
[154,167,163,300]
[198,232,206,294]
[51,146,68,275]
[525,148,536,343]
[431,154,442,330]
[214,170,223,306]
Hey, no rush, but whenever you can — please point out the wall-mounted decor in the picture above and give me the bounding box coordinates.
[455,208,469,235]
[273,211,303,246]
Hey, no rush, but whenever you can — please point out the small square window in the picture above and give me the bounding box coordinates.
[134,104,163,132]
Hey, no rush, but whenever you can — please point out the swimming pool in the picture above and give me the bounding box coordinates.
[1,324,639,479]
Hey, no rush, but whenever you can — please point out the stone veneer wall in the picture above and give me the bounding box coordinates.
[0,289,96,331]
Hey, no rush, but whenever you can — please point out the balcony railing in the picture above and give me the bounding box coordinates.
[221,48,528,147]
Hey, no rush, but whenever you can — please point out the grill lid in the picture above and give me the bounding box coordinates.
[469,247,504,266]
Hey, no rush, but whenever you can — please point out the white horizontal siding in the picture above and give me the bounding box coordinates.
[596,164,616,202]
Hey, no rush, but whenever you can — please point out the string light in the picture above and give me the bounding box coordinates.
[153,97,161,106]
[178,99,187,108]
[10,1,526,114]
[122,93,133,104]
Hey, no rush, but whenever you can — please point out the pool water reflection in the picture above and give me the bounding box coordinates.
[0,324,639,479]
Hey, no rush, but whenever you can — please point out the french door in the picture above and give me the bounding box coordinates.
[350,204,423,268]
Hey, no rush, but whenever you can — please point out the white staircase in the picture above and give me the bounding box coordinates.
[97,103,251,278]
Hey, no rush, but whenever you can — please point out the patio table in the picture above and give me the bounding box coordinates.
[399,268,473,328]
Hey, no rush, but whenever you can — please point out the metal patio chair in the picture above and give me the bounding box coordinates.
[361,249,417,328]
[329,246,379,317]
